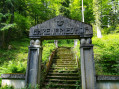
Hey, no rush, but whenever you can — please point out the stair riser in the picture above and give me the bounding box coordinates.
[47,77,79,80]
[51,67,77,69]
[52,63,77,66]
[49,71,78,73]
[53,62,76,64]
[45,81,80,84]
[48,74,79,76]
[44,85,80,89]
[53,59,75,61]
[52,65,77,67]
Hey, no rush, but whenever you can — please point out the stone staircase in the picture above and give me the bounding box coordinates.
[43,47,81,89]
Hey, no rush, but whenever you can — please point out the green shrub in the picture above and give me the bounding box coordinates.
[0,39,56,75]
[93,33,119,75]
[58,39,74,47]
[0,60,26,74]
[0,85,14,89]
[42,42,56,63]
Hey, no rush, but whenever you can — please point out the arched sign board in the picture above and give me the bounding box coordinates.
[29,15,93,39]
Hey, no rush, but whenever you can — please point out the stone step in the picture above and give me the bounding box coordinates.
[53,58,76,61]
[53,61,76,64]
[47,76,80,80]
[53,59,76,62]
[45,81,80,85]
[44,83,80,88]
[53,63,77,65]
[55,53,73,55]
[51,66,78,69]
[55,54,73,56]
[49,70,78,73]
[50,68,78,71]
[48,73,79,76]
[52,65,77,67]
[54,57,73,59]
[45,79,80,84]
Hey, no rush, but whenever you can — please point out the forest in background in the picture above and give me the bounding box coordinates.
[0,0,119,46]
[0,0,119,88]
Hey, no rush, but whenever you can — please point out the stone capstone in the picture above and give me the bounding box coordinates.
[1,74,25,79]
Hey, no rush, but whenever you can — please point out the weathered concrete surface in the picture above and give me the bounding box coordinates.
[97,75,119,89]
[2,79,25,89]
[29,15,93,39]
[1,73,25,89]
[1,73,25,79]
[97,81,119,89]
[25,40,42,88]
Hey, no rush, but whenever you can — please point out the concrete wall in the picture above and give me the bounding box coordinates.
[97,81,119,89]
[96,75,119,89]
[2,79,25,89]
[1,73,25,89]
[1,74,119,89]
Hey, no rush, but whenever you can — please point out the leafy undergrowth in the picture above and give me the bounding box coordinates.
[0,85,14,89]
[0,38,55,75]
[0,38,29,74]
[93,33,119,75]
[73,33,119,75]
[58,39,74,47]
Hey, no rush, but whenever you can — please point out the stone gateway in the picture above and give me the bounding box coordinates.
[26,15,96,89]
[29,15,93,39]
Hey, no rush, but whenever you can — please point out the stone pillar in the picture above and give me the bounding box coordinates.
[25,39,42,88]
[54,40,58,48]
[74,39,78,47]
[80,38,96,89]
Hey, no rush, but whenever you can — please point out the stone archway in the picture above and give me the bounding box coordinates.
[25,15,96,89]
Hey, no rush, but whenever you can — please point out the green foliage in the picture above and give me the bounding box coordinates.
[0,13,16,31]
[0,78,1,87]
[0,38,29,75]
[69,0,81,20]
[93,34,119,75]
[23,84,39,89]
[73,34,119,75]
[0,23,16,31]
[42,42,56,63]
[0,60,26,74]
[73,40,80,58]
[0,85,14,89]
[58,39,74,47]
[14,13,31,31]
[0,38,56,75]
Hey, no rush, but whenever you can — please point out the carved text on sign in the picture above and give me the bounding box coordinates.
[33,27,80,36]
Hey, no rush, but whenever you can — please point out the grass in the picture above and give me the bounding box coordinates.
[73,33,119,75]
[93,33,119,75]
[0,38,29,74]
[0,38,56,75]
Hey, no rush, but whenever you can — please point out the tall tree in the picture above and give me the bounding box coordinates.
[93,0,102,38]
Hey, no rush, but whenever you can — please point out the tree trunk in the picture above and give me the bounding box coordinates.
[93,0,102,38]
[7,5,14,43]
